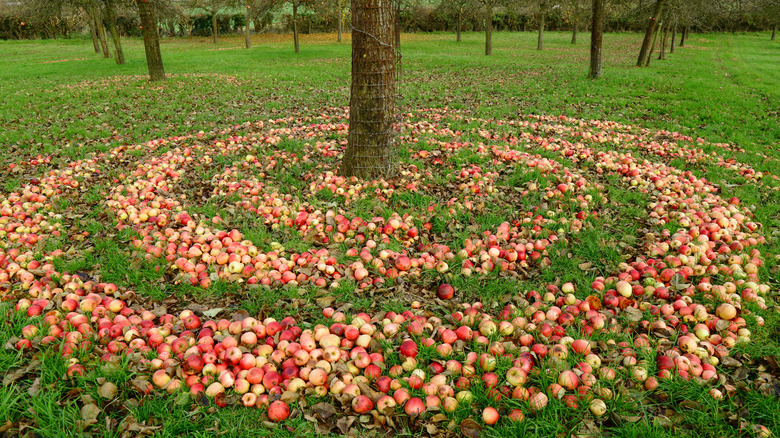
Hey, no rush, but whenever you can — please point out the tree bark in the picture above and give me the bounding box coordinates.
[245,5,251,48]
[589,0,604,79]
[772,24,777,41]
[646,20,661,67]
[457,10,462,42]
[670,24,676,53]
[571,20,577,44]
[212,12,218,44]
[658,22,668,60]
[91,4,111,58]
[88,12,100,53]
[337,1,343,42]
[341,0,396,179]
[293,2,299,53]
[104,0,124,64]
[485,3,493,55]
[137,0,165,82]
[636,0,666,67]
[537,2,545,50]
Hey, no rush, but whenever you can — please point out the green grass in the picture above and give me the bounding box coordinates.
[0,30,779,437]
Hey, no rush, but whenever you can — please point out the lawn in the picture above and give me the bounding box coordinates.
[0,30,779,437]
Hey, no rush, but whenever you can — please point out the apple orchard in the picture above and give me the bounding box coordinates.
[2,107,776,436]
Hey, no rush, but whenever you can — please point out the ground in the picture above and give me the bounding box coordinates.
[0,31,779,438]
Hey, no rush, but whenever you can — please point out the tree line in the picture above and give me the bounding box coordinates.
[1,0,777,88]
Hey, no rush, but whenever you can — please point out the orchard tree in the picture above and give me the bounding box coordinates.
[537,0,548,49]
[588,0,604,78]
[281,0,315,53]
[477,0,500,55]
[564,0,589,43]
[243,0,278,48]
[137,0,166,81]
[636,0,666,66]
[192,0,233,44]
[440,0,475,42]
[101,0,125,64]
[341,0,397,178]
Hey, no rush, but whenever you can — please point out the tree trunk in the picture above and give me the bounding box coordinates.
[394,0,401,50]
[772,24,777,41]
[658,23,668,60]
[589,0,604,79]
[245,5,251,48]
[571,20,577,44]
[92,4,111,58]
[646,20,661,67]
[337,2,343,42]
[137,0,165,82]
[485,3,493,55]
[636,0,666,67]
[341,0,396,179]
[537,3,545,50]
[212,12,218,44]
[457,11,462,42]
[104,0,124,64]
[670,24,676,53]
[680,26,686,46]
[293,3,299,53]
[88,13,100,53]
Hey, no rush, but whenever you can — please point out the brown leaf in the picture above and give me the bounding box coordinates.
[460,418,482,438]
[80,403,101,424]
[2,368,26,386]
[316,295,337,308]
[312,402,337,420]
[27,378,41,396]
[336,416,355,435]
[99,382,118,400]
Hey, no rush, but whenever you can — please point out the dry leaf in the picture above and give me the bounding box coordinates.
[460,418,482,438]
[99,382,118,400]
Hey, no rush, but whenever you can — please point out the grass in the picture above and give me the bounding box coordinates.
[0,29,779,437]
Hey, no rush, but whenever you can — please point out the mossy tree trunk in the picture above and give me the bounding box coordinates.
[658,22,668,60]
[636,0,666,66]
[645,20,661,66]
[103,0,124,64]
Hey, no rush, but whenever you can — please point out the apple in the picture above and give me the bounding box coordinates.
[482,407,499,425]
[404,397,425,417]
[268,400,290,422]
[437,284,454,300]
[352,395,373,414]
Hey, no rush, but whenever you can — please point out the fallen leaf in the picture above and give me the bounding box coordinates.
[460,418,482,438]
[99,382,118,400]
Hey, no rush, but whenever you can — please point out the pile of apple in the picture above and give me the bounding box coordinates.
[0,108,775,431]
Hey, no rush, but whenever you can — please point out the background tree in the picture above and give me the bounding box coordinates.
[440,0,475,42]
[477,0,500,55]
[282,0,314,53]
[136,0,165,81]
[537,0,548,49]
[589,0,604,78]
[636,0,666,66]
[564,0,589,43]
[101,0,124,64]
[341,0,397,178]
